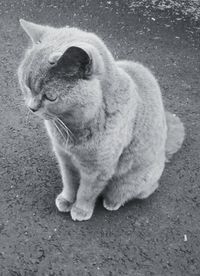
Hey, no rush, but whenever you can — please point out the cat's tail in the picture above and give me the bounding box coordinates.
[165,111,185,161]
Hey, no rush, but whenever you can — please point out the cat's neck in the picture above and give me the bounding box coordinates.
[59,106,105,145]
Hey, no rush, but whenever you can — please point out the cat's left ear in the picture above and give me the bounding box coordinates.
[19,19,47,44]
[49,46,92,79]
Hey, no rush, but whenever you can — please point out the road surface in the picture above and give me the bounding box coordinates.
[0,0,200,275]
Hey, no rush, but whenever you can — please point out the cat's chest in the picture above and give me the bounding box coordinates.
[45,119,126,172]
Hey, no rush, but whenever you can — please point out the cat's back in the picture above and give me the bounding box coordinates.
[116,59,167,160]
[116,60,163,110]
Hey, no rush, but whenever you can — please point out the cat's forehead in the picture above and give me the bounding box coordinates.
[24,47,50,74]
[26,27,85,61]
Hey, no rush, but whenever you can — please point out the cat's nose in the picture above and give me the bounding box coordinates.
[27,97,41,113]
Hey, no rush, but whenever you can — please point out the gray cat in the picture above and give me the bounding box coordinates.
[18,20,185,221]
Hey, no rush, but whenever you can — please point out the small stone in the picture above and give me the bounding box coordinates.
[184,234,187,242]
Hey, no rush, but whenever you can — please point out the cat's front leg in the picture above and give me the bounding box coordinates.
[70,171,108,221]
[54,146,79,212]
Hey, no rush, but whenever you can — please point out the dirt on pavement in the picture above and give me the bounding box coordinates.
[0,0,200,275]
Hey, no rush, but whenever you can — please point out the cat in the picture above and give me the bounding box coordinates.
[18,19,185,221]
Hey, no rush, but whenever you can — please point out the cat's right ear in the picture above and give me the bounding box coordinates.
[49,46,93,79]
[19,19,46,44]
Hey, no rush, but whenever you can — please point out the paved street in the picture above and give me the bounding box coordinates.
[0,0,200,275]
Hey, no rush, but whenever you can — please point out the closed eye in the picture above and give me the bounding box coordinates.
[43,94,57,102]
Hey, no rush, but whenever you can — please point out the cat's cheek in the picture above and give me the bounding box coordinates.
[45,102,59,114]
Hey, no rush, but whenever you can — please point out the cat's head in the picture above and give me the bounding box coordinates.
[18,20,106,125]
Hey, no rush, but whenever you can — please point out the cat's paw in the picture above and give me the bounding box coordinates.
[55,193,73,212]
[103,198,122,211]
[70,204,93,221]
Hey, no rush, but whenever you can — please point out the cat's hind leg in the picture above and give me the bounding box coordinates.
[103,162,164,211]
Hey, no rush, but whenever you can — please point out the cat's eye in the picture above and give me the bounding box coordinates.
[43,92,57,102]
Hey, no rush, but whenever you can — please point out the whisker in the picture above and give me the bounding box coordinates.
[57,117,74,139]
[53,120,67,144]
[47,114,74,145]
[55,119,70,143]
[45,113,56,121]
[56,117,69,133]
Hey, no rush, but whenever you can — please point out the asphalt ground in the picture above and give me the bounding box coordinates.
[0,1,200,275]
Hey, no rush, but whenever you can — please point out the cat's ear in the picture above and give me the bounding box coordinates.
[49,46,92,79]
[19,19,46,44]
